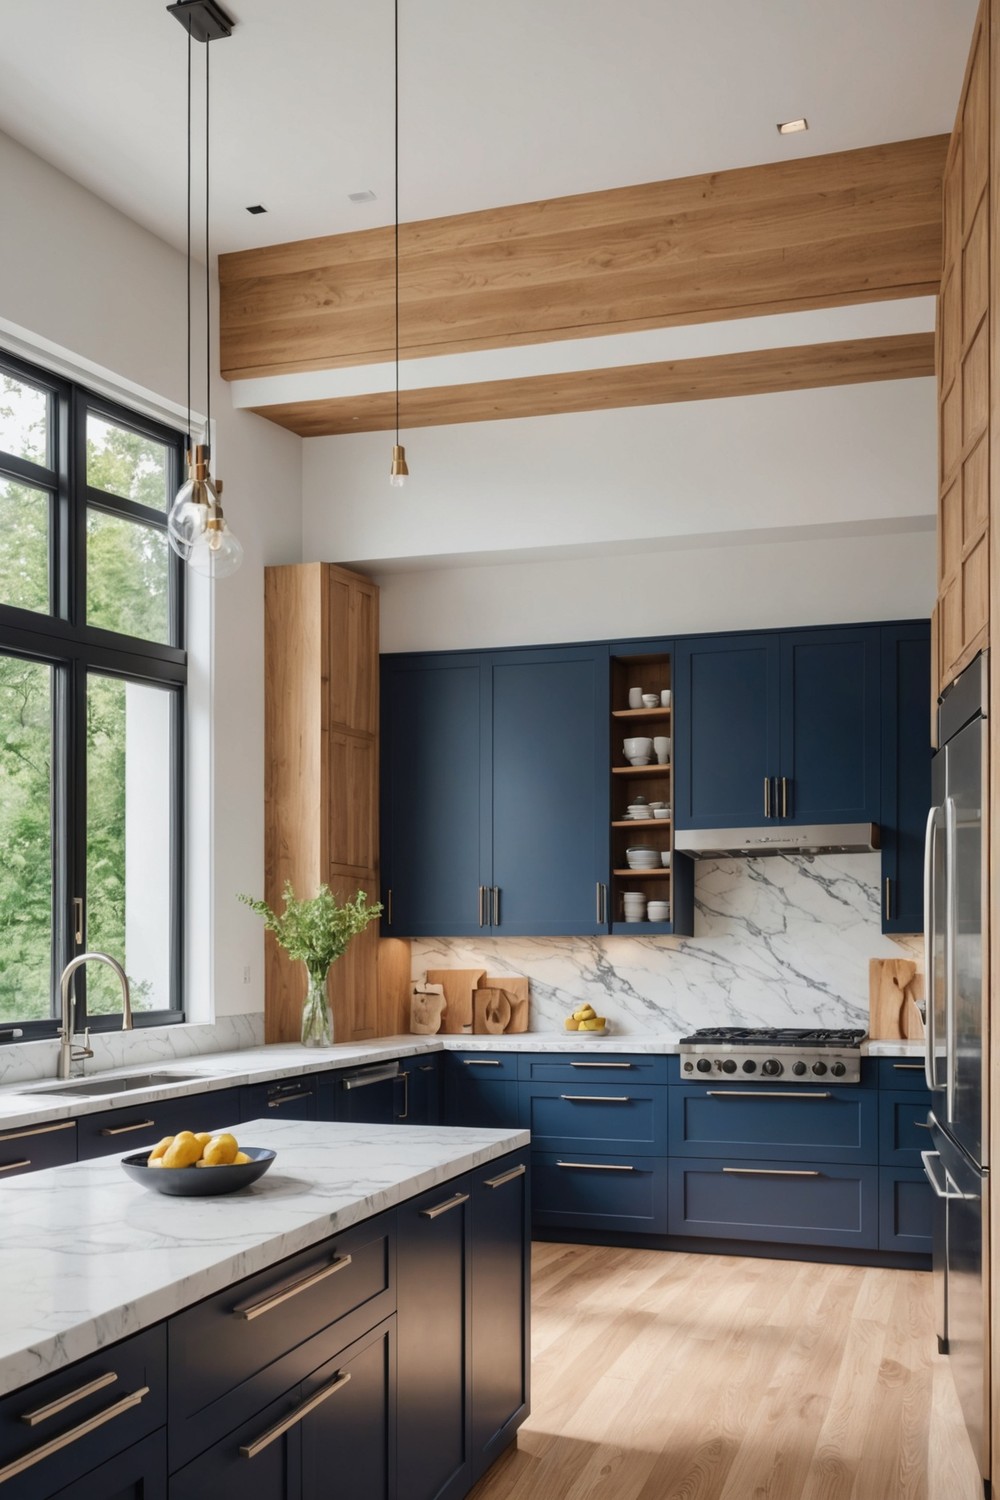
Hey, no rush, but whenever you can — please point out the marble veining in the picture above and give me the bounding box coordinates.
[413,854,922,1035]
[0,1117,528,1397]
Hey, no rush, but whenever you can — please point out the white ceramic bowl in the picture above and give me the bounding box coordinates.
[660,851,673,867]
[647,901,670,922]
[627,755,652,766]
[653,807,671,819]
[641,694,659,708]
[623,737,653,758]
[660,690,672,707]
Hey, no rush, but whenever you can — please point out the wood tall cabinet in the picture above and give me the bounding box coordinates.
[936,0,991,694]
[264,563,405,1043]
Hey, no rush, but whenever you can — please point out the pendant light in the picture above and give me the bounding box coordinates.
[389,0,408,487]
[166,1,243,578]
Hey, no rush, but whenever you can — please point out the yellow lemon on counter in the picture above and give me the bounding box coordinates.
[564,1017,580,1030]
[573,1005,596,1022]
[202,1133,240,1166]
[147,1135,174,1164]
[161,1132,203,1169]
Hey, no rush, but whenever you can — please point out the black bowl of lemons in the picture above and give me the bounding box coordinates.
[121,1131,276,1196]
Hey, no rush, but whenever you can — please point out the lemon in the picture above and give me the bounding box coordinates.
[573,1005,596,1022]
[161,1131,202,1169]
[202,1132,240,1166]
[147,1135,174,1163]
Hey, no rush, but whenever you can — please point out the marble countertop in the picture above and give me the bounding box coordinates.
[0,1031,926,1129]
[0,1116,528,1397]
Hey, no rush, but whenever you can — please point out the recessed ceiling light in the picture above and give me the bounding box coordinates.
[348,190,377,204]
[245,203,267,215]
[777,118,809,135]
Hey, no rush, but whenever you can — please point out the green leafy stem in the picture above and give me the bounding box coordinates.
[238,882,382,984]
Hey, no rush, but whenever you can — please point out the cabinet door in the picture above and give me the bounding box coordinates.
[396,1177,473,1500]
[674,634,780,829]
[0,1119,75,1178]
[471,1156,530,1480]
[49,1431,166,1500]
[444,1068,519,1129]
[880,623,932,932]
[381,655,486,937]
[240,1078,317,1123]
[398,1057,440,1125]
[778,628,880,824]
[77,1089,241,1159]
[486,647,608,935]
[878,1166,933,1255]
[168,1387,298,1500]
[300,1322,394,1500]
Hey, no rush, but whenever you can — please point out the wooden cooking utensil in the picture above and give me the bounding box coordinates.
[426,968,486,1035]
[868,958,920,1040]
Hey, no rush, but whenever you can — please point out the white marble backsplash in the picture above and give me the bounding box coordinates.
[413,855,921,1035]
[0,1012,264,1088]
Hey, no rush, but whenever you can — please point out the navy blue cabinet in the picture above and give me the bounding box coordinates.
[779,628,880,824]
[444,1054,520,1129]
[50,1432,166,1500]
[532,1152,668,1234]
[669,1158,879,1250]
[399,1055,440,1125]
[519,1080,668,1157]
[241,1077,317,1123]
[878,1166,933,1254]
[669,1084,877,1165]
[880,623,932,933]
[674,633,779,829]
[299,1322,395,1500]
[78,1088,241,1159]
[0,1118,75,1178]
[470,1156,531,1480]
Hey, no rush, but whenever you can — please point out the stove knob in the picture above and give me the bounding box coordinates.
[812,1061,828,1076]
[683,1061,694,1072]
[721,1059,737,1074]
[792,1061,807,1076]
[742,1059,757,1073]
[696,1058,712,1073]
[830,1061,847,1077]
[761,1058,782,1077]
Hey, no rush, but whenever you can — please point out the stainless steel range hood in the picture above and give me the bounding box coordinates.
[674,823,880,857]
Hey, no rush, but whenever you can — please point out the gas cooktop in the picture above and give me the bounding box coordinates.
[679,1027,866,1047]
[677,1026,867,1083]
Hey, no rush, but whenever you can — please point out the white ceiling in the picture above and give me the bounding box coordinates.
[0,0,978,258]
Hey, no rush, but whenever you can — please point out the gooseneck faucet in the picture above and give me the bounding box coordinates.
[57,953,133,1081]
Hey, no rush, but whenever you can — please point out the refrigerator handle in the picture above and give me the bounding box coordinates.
[923,805,945,1094]
[943,796,958,1124]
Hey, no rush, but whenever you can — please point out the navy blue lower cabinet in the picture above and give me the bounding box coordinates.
[398,1056,440,1125]
[880,622,932,934]
[48,1431,166,1500]
[879,1090,934,1167]
[668,1084,877,1165]
[396,1174,473,1500]
[444,1055,519,1129]
[471,1154,531,1481]
[668,1158,879,1250]
[241,1077,317,1124]
[0,1118,76,1178]
[878,1167,933,1255]
[300,1321,395,1500]
[77,1089,242,1159]
[532,1151,668,1235]
[169,1382,299,1499]
[519,1081,667,1157]
[518,1054,673,1085]
[876,1058,930,1091]
[326,1063,399,1125]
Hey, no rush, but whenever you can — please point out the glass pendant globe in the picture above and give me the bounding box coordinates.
[187,518,244,580]
[167,476,212,559]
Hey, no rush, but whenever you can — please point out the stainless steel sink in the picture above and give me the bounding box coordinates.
[26,1071,208,1097]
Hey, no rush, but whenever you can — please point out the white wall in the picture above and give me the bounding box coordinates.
[0,129,303,1022]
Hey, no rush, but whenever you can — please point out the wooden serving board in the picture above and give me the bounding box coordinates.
[868,958,925,1040]
[426,968,486,1035]
[476,976,530,1033]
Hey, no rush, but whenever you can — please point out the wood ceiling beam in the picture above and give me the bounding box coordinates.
[251,332,935,438]
[220,135,946,383]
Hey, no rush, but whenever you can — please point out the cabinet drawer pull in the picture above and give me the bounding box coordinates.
[556,1160,636,1172]
[341,1065,398,1091]
[0,1160,30,1175]
[479,885,486,927]
[420,1191,470,1219]
[418,1064,437,1072]
[0,1121,75,1145]
[462,1059,501,1067]
[239,1371,351,1459]
[267,1090,313,1107]
[0,1387,149,1486]
[484,1163,526,1189]
[559,1094,630,1103]
[722,1167,821,1177]
[914,1121,932,1129]
[884,876,892,921]
[98,1119,155,1136]
[21,1372,118,1428]
[705,1090,833,1100]
[234,1255,353,1321]
[764,777,771,818]
[893,1063,925,1071]
[781,776,790,818]
[568,1061,633,1070]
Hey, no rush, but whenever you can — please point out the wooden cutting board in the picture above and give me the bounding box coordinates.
[869,958,925,1040]
[478,976,530,1033]
[426,968,486,1035]
[475,988,513,1034]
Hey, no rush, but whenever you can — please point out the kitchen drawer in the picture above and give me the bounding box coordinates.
[76,1088,241,1160]
[668,1084,877,1164]
[878,1166,933,1255]
[518,1054,674,1085]
[448,1053,520,1082]
[444,1057,519,1129]
[520,1082,667,1156]
[47,1430,166,1500]
[169,1212,395,1469]
[0,1119,76,1179]
[240,1075,318,1122]
[876,1058,930,1092]
[879,1090,933,1166]
[668,1158,878,1250]
[532,1150,668,1234]
[0,1325,165,1500]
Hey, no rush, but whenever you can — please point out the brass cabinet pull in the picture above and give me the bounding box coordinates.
[559,1094,630,1103]
[556,1160,636,1172]
[420,1191,470,1220]
[764,777,771,817]
[240,1371,351,1460]
[0,1160,30,1175]
[705,1090,833,1100]
[484,1162,526,1189]
[884,877,892,920]
[0,1122,75,1145]
[21,1372,118,1428]
[234,1254,353,1322]
[781,777,790,817]
[722,1167,821,1177]
[462,1059,501,1067]
[0,1387,149,1486]
[568,1062,632,1070]
[267,1090,313,1107]
[893,1063,925,1071]
[98,1119,155,1136]
[492,886,501,926]
[478,885,486,927]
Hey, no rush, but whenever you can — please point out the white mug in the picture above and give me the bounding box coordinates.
[653,736,670,764]
[628,687,644,709]
[660,690,672,707]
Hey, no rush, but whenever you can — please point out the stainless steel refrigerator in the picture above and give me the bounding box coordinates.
[923,648,990,1488]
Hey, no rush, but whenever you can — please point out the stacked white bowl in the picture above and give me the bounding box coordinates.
[626,846,659,870]
[647,900,671,922]
[622,891,647,922]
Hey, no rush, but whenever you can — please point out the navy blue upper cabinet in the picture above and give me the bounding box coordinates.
[486,647,608,935]
[880,623,932,933]
[778,628,880,824]
[674,634,780,829]
[381,654,487,937]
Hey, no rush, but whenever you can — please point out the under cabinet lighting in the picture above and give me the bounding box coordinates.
[777,118,809,135]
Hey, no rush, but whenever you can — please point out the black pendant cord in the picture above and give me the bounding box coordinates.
[394,0,400,448]
[205,34,212,451]
[185,20,192,452]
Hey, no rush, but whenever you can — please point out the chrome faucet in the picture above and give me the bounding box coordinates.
[57,953,133,1080]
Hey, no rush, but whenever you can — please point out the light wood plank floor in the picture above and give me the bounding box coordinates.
[470,1242,984,1500]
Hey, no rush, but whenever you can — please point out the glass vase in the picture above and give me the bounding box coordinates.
[301,969,333,1048]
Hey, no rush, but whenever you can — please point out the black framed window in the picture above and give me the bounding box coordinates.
[0,350,186,1035]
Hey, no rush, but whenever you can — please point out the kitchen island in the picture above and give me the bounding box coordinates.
[0,1117,530,1500]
